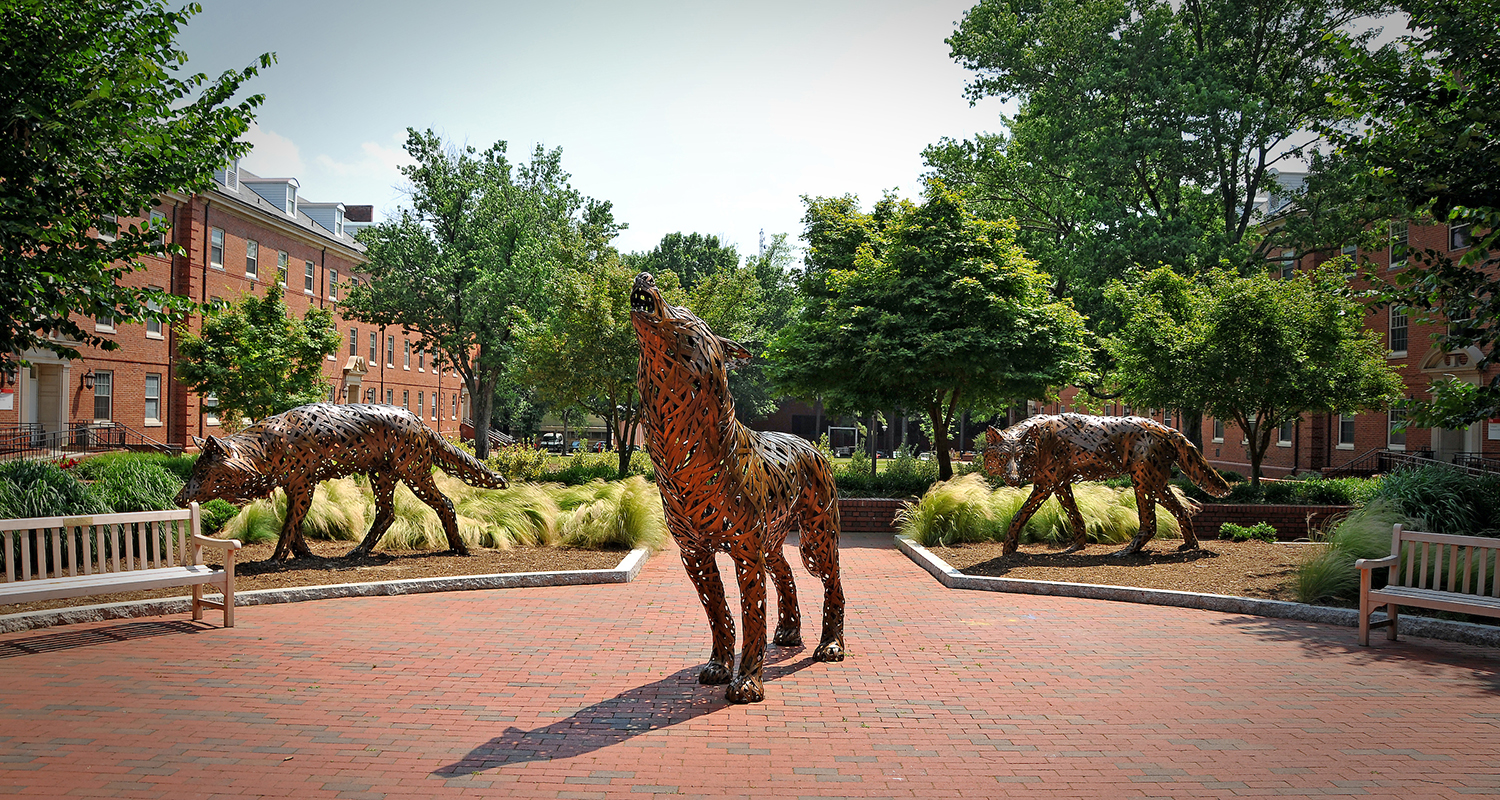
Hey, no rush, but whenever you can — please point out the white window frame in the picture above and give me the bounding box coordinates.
[204,393,220,427]
[98,214,118,242]
[210,227,224,269]
[403,340,411,369]
[145,290,163,339]
[277,251,289,286]
[1388,408,1407,450]
[93,370,113,422]
[1212,418,1224,443]
[386,335,395,367]
[150,210,168,252]
[417,391,424,420]
[328,268,338,300]
[385,389,393,405]
[304,260,315,294]
[1450,222,1473,251]
[349,327,358,357]
[1390,220,1409,269]
[96,314,115,333]
[1389,306,1409,356]
[1277,420,1294,447]
[1338,413,1356,450]
[245,239,259,278]
[143,373,162,426]
[369,332,377,364]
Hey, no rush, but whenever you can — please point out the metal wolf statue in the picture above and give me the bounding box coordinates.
[176,402,507,561]
[983,414,1231,556]
[631,272,846,704]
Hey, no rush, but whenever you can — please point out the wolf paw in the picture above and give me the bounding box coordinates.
[698,662,732,685]
[813,640,845,662]
[725,675,764,704]
[773,624,803,647]
[1177,541,1201,552]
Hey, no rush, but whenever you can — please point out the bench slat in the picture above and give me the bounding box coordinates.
[1368,585,1500,617]
[0,565,226,605]
[0,507,191,532]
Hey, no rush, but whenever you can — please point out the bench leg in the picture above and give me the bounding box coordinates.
[191,583,204,622]
[1359,572,1372,646]
[1386,603,1398,641]
[222,548,236,628]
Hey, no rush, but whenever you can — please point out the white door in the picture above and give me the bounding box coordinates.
[35,364,62,434]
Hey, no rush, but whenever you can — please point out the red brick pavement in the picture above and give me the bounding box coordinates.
[1,533,1497,799]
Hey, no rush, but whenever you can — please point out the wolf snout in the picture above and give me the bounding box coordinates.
[631,272,658,314]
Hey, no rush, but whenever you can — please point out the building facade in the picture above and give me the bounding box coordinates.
[2,164,471,451]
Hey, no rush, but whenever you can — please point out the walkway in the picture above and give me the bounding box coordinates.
[1,533,1496,798]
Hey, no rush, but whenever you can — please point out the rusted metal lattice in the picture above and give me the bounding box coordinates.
[176,403,507,561]
[983,414,1231,556]
[631,272,845,704]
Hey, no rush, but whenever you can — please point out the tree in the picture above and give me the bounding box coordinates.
[1105,264,1404,486]
[1319,0,1500,427]
[634,232,739,290]
[343,129,598,458]
[769,181,1092,480]
[0,0,271,374]
[176,284,341,427]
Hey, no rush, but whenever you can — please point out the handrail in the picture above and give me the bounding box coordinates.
[0,421,181,463]
[460,418,516,448]
[1323,447,1497,478]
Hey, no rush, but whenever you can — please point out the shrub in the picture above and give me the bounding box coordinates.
[1294,501,1418,604]
[483,444,552,482]
[0,459,104,519]
[89,460,184,512]
[554,477,669,551]
[1220,521,1277,542]
[1372,464,1500,536]
[200,499,240,537]
[75,451,198,482]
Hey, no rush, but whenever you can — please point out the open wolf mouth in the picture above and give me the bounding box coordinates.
[631,272,659,315]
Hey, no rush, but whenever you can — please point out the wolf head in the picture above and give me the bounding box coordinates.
[175,435,266,507]
[983,425,1036,487]
[630,272,751,425]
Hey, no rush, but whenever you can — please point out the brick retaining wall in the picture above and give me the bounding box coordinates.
[838,498,908,533]
[1191,503,1355,540]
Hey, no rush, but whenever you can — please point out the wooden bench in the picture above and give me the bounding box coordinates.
[0,503,242,627]
[1356,524,1500,645]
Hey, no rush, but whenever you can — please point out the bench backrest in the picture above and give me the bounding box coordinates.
[2,503,202,584]
[1389,523,1500,598]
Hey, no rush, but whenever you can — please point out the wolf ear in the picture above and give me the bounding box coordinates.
[985,426,1002,446]
[202,435,224,455]
[719,337,753,371]
[191,435,205,449]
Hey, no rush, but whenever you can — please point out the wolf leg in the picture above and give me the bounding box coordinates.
[765,545,802,647]
[1113,483,1158,556]
[797,506,845,663]
[1004,485,1053,555]
[349,472,398,558]
[726,540,768,704]
[272,483,315,561]
[680,544,734,686]
[407,470,469,555]
[1154,486,1200,551]
[1055,482,1089,553]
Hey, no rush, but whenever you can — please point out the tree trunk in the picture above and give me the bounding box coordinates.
[868,412,878,477]
[472,371,498,460]
[931,406,952,481]
[1182,408,1204,450]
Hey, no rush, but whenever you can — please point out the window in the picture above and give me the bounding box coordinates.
[451,394,457,419]
[245,239,259,278]
[277,251,288,285]
[417,392,424,419]
[1277,420,1294,446]
[92,370,113,421]
[385,389,393,405]
[1390,220,1409,268]
[386,335,395,367]
[1389,306,1409,355]
[96,315,115,333]
[1163,409,1173,428]
[349,327,358,356]
[203,393,219,426]
[144,374,161,425]
[1388,408,1407,449]
[431,398,437,421]
[403,340,410,369]
[98,214,117,242]
[1450,223,1474,251]
[1212,418,1224,442]
[402,390,409,409]
[304,260,315,293]
[365,388,376,404]
[369,332,378,363]
[1275,248,1297,278]
[1338,414,1356,449]
[150,211,167,252]
[418,350,424,371]
[145,290,163,338]
[1341,242,1357,258]
[210,227,224,268]
[335,209,345,237]
[328,268,337,300]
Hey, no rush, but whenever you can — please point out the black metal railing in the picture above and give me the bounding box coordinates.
[1323,447,1499,478]
[0,422,181,463]
[460,419,516,449]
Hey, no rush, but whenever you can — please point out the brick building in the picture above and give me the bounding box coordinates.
[2,163,472,451]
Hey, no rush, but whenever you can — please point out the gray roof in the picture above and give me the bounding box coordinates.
[209,167,366,254]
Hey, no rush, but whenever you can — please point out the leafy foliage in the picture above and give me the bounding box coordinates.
[1295,501,1418,604]
[1219,521,1278,543]
[88,460,183,513]
[176,283,340,426]
[0,460,103,519]
[633,232,739,291]
[74,451,198,482]
[0,0,271,373]
[1105,265,1404,485]
[1371,465,1500,536]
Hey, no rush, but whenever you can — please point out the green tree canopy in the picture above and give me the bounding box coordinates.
[769,181,1091,479]
[0,0,271,372]
[343,129,605,457]
[1318,0,1500,427]
[176,283,341,428]
[1105,264,1405,486]
[633,232,739,291]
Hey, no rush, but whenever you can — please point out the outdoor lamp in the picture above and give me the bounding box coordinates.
[83,369,95,390]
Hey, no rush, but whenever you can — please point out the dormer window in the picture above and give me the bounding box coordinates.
[213,158,240,190]
[335,208,344,237]
[286,186,297,216]
[244,178,300,218]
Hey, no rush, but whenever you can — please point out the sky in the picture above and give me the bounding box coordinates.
[176,0,1012,258]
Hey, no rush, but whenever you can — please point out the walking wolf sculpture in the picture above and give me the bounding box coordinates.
[176,403,507,561]
[983,414,1231,556]
[631,272,846,704]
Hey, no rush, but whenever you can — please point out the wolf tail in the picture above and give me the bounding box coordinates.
[430,430,509,489]
[1171,430,1231,498]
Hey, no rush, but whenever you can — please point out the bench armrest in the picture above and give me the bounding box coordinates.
[1355,555,1398,571]
[192,534,243,552]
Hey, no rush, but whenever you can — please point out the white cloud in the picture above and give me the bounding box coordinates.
[238,122,305,177]
[313,134,413,180]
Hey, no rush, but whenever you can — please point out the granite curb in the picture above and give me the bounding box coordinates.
[895,535,1500,649]
[0,547,650,634]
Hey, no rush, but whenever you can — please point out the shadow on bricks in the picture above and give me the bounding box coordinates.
[434,650,819,774]
[0,620,209,659]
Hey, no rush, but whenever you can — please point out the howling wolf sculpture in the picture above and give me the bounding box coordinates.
[631,272,846,704]
[983,414,1231,556]
[176,402,507,561]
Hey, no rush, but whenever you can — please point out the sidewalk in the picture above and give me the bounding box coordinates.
[1,532,1496,798]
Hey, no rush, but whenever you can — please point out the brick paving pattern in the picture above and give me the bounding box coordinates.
[2,532,1497,798]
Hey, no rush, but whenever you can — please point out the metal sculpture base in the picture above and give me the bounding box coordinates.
[982,414,1231,556]
[177,402,507,561]
[631,272,846,704]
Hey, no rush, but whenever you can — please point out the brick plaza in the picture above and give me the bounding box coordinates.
[2,533,1496,799]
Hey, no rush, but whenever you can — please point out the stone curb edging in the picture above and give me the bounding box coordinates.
[0,548,650,634]
[894,535,1500,649]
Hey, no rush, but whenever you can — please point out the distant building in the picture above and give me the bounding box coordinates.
[2,161,472,451]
